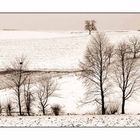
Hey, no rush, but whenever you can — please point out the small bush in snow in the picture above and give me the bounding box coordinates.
[0,103,3,115]
[5,102,13,116]
[106,101,120,115]
[96,101,120,115]
[51,104,62,116]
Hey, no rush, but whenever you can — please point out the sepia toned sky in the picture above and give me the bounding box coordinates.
[0,13,140,31]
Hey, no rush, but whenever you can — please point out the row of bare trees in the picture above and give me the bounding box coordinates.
[3,57,58,116]
[80,32,140,114]
[1,33,140,116]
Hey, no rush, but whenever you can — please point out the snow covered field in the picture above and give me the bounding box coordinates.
[0,115,140,127]
[0,30,139,70]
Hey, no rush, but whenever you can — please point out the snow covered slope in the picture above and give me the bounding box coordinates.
[0,30,139,70]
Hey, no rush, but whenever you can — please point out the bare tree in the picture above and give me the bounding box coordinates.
[37,74,57,115]
[128,36,140,59]
[80,32,113,114]
[85,20,97,35]
[114,42,140,114]
[5,56,30,116]
[23,76,34,116]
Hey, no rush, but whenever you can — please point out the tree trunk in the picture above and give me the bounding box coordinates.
[89,30,91,35]
[101,90,105,115]
[27,109,30,116]
[100,70,105,115]
[18,89,22,116]
[121,54,125,114]
[100,44,105,115]
[121,92,125,114]
[134,52,136,59]
[18,67,22,116]
[42,107,46,115]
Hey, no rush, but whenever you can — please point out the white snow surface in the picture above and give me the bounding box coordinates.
[0,30,139,70]
[0,115,140,127]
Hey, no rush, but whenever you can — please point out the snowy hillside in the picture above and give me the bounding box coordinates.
[0,30,139,70]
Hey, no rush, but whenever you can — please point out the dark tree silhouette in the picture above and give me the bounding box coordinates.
[5,56,30,116]
[80,32,113,114]
[23,77,34,116]
[114,42,140,114]
[37,74,58,115]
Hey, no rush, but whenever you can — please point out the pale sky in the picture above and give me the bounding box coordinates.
[0,14,140,31]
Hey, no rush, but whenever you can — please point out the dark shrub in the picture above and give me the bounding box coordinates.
[0,103,3,115]
[51,104,62,116]
[106,101,120,115]
[5,102,13,116]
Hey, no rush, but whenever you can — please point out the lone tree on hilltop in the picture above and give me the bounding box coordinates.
[85,20,97,35]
